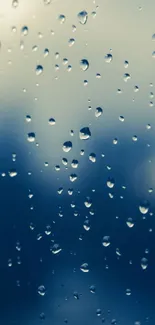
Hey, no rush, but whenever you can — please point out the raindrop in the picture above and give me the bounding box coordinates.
[50,243,62,254]
[27,132,35,143]
[126,288,131,296]
[68,38,75,47]
[80,263,89,272]
[44,48,49,57]
[123,73,131,82]
[83,219,90,231]
[104,53,113,63]
[58,14,66,24]
[69,174,77,182]
[36,65,43,76]
[71,159,79,168]
[95,107,103,117]
[152,33,155,40]
[80,59,89,71]
[89,153,96,162]
[45,225,51,235]
[107,178,115,188]
[119,115,124,122]
[126,217,134,228]
[63,141,72,152]
[96,309,102,317]
[139,201,149,214]
[9,169,17,177]
[21,26,29,36]
[73,291,79,299]
[12,0,19,8]
[25,115,31,123]
[32,45,38,52]
[89,285,96,293]
[141,257,148,270]
[62,158,68,166]
[77,10,88,25]
[124,60,129,68]
[44,0,51,4]
[84,197,92,208]
[102,236,110,247]
[48,118,56,125]
[38,285,46,296]
[79,127,91,140]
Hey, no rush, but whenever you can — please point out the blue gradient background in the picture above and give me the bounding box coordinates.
[0,0,155,324]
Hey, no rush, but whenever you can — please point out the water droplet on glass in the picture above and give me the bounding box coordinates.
[38,285,46,296]
[90,284,96,293]
[58,14,66,24]
[44,48,49,57]
[68,38,75,47]
[9,169,17,177]
[83,219,90,231]
[32,45,38,52]
[89,153,96,162]
[26,115,31,122]
[79,127,91,140]
[36,65,43,76]
[123,73,131,82]
[45,225,51,235]
[71,159,79,168]
[104,53,113,63]
[80,59,89,71]
[124,60,129,68]
[95,107,103,117]
[84,197,92,208]
[139,201,149,214]
[96,309,102,317]
[8,259,12,267]
[63,141,72,152]
[44,0,51,4]
[21,26,29,36]
[107,178,115,188]
[141,257,148,270]
[126,288,131,296]
[69,174,77,182]
[48,118,56,125]
[50,243,62,254]
[102,236,110,247]
[126,217,134,228]
[12,0,19,8]
[27,132,35,143]
[77,10,88,25]
[80,262,89,272]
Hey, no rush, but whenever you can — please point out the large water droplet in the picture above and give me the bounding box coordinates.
[27,132,36,142]
[79,127,91,140]
[48,118,56,125]
[80,59,89,71]
[77,10,88,25]
[63,141,72,152]
[139,201,149,214]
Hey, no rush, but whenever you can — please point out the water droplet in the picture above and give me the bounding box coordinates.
[44,0,51,4]
[95,107,103,117]
[32,45,38,52]
[77,10,88,25]
[63,141,72,152]
[50,243,62,254]
[119,115,124,122]
[80,59,89,71]
[36,65,43,75]
[83,219,90,231]
[8,259,12,267]
[69,174,77,182]
[44,48,49,57]
[45,225,51,235]
[68,38,75,47]
[89,153,96,162]
[141,257,148,270]
[21,26,29,36]
[107,178,115,188]
[12,26,17,33]
[79,127,91,140]
[63,58,68,65]
[62,158,68,166]
[134,85,139,92]
[152,33,155,40]
[96,309,102,317]
[58,14,66,24]
[71,159,78,168]
[9,169,17,177]
[102,236,110,247]
[26,115,31,122]
[124,60,129,68]
[126,217,134,228]
[104,53,113,63]
[139,201,149,214]
[27,132,35,143]
[152,51,155,58]
[84,197,92,208]
[80,262,89,272]
[12,0,19,8]
[123,73,131,82]
[48,118,56,125]
[38,285,46,296]
[90,284,96,293]
[126,288,131,296]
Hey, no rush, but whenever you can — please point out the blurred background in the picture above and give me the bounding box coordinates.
[0,0,155,324]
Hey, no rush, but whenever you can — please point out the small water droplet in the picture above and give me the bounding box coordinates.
[38,285,46,296]
[44,48,49,57]
[104,53,113,63]
[123,73,131,82]
[48,118,56,125]
[139,201,149,214]
[126,217,134,228]
[9,169,17,177]
[80,59,89,71]
[80,262,89,272]
[50,243,62,254]
[68,38,75,47]
[124,60,129,68]
[58,14,66,24]
[141,257,148,270]
[126,288,131,296]
[102,236,110,247]
[21,26,29,36]
[89,153,96,162]
[63,141,72,152]
[89,284,96,293]
[12,0,19,8]
[36,65,43,75]
[95,106,103,117]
